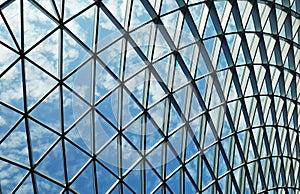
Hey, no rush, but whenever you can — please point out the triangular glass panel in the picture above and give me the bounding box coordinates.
[124,44,146,79]
[65,6,96,50]
[201,158,213,188]
[203,38,216,60]
[97,8,123,51]
[29,87,61,132]
[237,111,248,132]
[195,76,208,101]
[185,156,199,184]
[70,162,95,193]
[94,110,118,152]
[149,99,167,130]
[189,90,204,119]
[188,3,203,27]
[145,163,161,193]
[216,47,228,70]
[245,12,255,32]
[185,131,199,161]
[34,0,60,20]
[28,118,59,163]
[185,171,198,193]
[129,23,153,58]
[95,61,118,103]
[0,160,28,193]
[124,69,146,106]
[216,69,228,93]
[123,115,142,151]
[0,120,29,165]
[153,25,172,61]
[35,173,63,193]
[96,135,119,176]
[204,123,216,148]
[165,143,181,177]
[0,43,19,76]
[221,136,233,165]
[225,34,236,52]
[254,47,262,64]
[121,87,143,128]
[65,59,93,104]
[65,120,91,154]
[63,85,90,131]
[0,104,22,139]
[26,30,59,78]
[25,60,58,109]
[214,1,226,24]
[121,135,141,173]
[0,62,24,111]
[236,47,246,66]
[62,31,91,78]
[35,141,65,183]
[0,15,18,50]
[221,115,232,138]
[160,0,179,15]
[218,152,228,177]
[172,61,189,90]
[1,1,21,46]
[168,103,183,134]
[65,141,90,181]
[179,19,196,49]
[173,85,187,112]
[101,0,126,27]
[71,111,93,152]
[97,37,123,78]
[96,161,118,193]
[64,0,94,20]
[203,14,217,38]
[168,127,183,161]
[129,0,152,30]
[180,45,196,75]
[145,117,163,151]
[147,72,167,106]
[209,84,222,109]
[145,139,163,172]
[96,88,119,128]
[15,174,34,193]
[152,55,171,87]
[23,0,57,50]
[225,11,237,33]
[123,168,142,193]
[189,116,202,143]
[205,144,216,174]
[166,169,180,193]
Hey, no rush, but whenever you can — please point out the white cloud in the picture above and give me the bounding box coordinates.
[0,116,6,126]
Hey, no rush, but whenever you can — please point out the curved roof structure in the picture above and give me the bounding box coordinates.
[0,0,299,193]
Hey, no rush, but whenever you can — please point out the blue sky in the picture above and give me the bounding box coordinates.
[2,0,297,193]
[2,0,228,192]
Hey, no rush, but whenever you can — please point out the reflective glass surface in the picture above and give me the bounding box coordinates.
[0,0,300,193]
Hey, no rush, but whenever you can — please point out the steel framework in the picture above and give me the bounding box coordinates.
[0,0,299,193]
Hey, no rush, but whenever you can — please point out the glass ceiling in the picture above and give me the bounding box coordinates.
[0,0,299,193]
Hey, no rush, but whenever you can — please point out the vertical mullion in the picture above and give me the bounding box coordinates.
[91,4,100,194]
[19,0,38,193]
[116,2,130,193]
[57,0,70,193]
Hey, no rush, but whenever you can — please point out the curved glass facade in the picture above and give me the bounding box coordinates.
[0,0,299,193]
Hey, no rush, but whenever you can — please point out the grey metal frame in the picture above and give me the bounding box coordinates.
[0,0,299,193]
